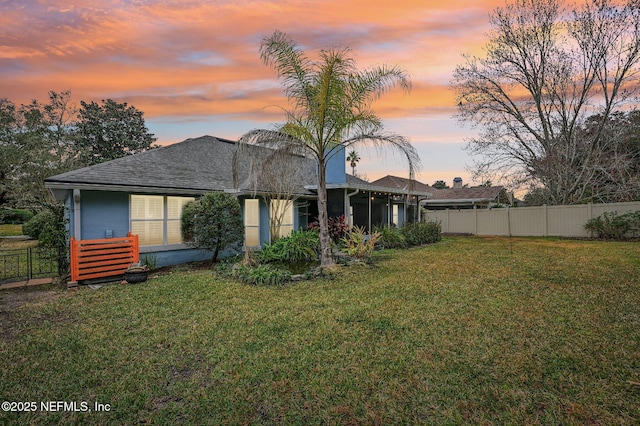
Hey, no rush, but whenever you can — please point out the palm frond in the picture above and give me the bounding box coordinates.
[340,133,421,179]
[260,31,314,111]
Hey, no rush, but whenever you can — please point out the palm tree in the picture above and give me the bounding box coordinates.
[346,150,360,175]
[239,31,420,267]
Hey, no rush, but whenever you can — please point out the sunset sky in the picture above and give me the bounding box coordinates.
[1,0,506,186]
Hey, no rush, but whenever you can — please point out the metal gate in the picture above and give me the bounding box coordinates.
[0,247,58,284]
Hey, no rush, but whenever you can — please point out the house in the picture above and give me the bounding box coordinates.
[372,175,508,210]
[45,136,430,268]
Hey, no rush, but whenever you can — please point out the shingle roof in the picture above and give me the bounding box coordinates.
[372,175,504,203]
[341,174,432,197]
[371,175,431,193]
[45,135,318,196]
[425,186,504,202]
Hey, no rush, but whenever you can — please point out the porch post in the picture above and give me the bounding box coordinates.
[73,189,81,239]
[404,194,408,224]
[368,191,372,232]
[387,194,391,227]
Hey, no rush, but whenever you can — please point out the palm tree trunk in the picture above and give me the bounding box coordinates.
[316,159,334,267]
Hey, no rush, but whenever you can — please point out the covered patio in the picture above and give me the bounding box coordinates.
[307,175,432,231]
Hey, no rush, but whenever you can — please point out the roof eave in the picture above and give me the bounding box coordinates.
[305,183,432,197]
[44,181,213,196]
[423,198,495,204]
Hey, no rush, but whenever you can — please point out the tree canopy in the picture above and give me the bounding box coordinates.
[0,91,156,209]
[76,99,157,166]
[239,30,420,267]
[452,0,640,204]
[432,180,450,189]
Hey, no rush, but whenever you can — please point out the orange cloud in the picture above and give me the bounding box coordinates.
[0,0,506,183]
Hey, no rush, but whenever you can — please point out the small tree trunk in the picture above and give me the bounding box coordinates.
[317,159,334,267]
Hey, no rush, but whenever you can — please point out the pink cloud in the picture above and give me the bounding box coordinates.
[0,0,506,184]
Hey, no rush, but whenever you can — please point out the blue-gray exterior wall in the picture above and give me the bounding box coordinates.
[398,203,406,227]
[259,198,270,245]
[325,146,346,185]
[80,191,129,240]
[63,190,311,269]
[140,246,214,268]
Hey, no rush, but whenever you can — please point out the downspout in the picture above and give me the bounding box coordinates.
[345,188,359,228]
[417,197,427,222]
[73,189,81,239]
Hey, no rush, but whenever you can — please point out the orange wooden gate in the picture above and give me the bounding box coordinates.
[70,233,139,282]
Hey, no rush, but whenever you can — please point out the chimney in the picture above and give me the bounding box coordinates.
[453,177,463,188]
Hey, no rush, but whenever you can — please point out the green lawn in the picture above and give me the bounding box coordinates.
[1,237,639,424]
[0,224,23,237]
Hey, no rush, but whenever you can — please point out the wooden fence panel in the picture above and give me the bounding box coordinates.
[70,233,139,282]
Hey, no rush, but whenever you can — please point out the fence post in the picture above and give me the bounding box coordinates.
[27,247,32,280]
[474,205,478,235]
[543,204,548,237]
[446,209,450,233]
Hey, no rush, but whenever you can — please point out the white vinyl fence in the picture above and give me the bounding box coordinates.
[424,201,640,238]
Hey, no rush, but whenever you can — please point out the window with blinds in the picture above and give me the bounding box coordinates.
[244,199,260,248]
[269,199,294,240]
[130,195,195,246]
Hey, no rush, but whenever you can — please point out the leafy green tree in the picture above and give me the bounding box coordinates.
[76,99,157,166]
[240,31,420,267]
[181,192,244,262]
[432,180,449,189]
[0,91,78,208]
[0,98,19,205]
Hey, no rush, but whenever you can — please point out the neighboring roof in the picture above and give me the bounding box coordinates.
[372,175,431,193]
[45,136,318,196]
[304,173,432,197]
[372,175,504,205]
[424,186,504,203]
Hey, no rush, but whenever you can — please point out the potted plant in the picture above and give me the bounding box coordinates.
[124,262,149,284]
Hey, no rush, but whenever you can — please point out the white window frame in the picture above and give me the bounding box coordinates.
[130,195,194,248]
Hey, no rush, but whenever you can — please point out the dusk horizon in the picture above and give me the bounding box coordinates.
[1,0,506,186]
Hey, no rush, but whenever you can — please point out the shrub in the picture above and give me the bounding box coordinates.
[22,210,55,240]
[231,263,291,286]
[0,209,33,224]
[259,229,319,263]
[181,192,244,262]
[400,221,442,246]
[141,253,158,271]
[585,210,640,239]
[340,226,381,259]
[22,205,69,277]
[308,214,349,242]
[375,225,407,249]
